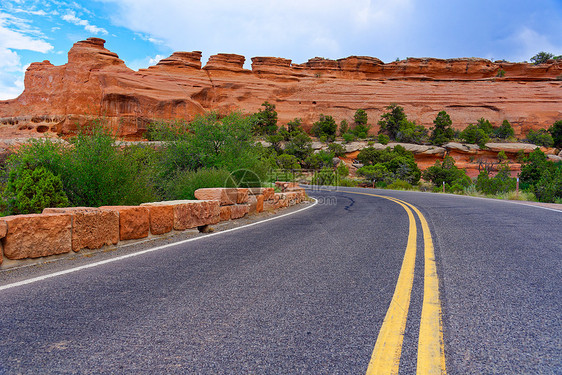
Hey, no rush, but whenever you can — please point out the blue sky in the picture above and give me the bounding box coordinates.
[1,0,561,99]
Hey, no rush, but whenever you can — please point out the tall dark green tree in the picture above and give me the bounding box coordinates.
[496,119,515,139]
[549,120,562,148]
[251,101,278,136]
[311,114,337,142]
[530,52,554,65]
[353,109,370,138]
[429,111,455,145]
[460,124,489,148]
[476,118,494,135]
[378,104,407,140]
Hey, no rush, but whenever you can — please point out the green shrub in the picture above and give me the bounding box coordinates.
[339,120,349,136]
[357,164,392,184]
[475,165,516,195]
[378,134,390,145]
[311,167,338,186]
[2,167,69,215]
[423,156,472,190]
[527,129,554,147]
[287,118,303,134]
[251,101,278,136]
[352,109,370,138]
[356,145,420,183]
[336,162,349,177]
[342,132,356,143]
[311,114,337,141]
[548,120,562,148]
[64,127,159,207]
[162,168,234,200]
[145,119,189,141]
[337,178,359,187]
[531,51,555,65]
[378,104,408,140]
[429,111,455,146]
[284,132,313,161]
[495,120,515,139]
[387,179,413,190]
[328,143,346,157]
[275,154,301,170]
[519,148,562,202]
[396,121,428,144]
[460,124,489,148]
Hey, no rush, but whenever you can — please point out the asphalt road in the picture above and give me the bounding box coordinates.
[0,188,560,374]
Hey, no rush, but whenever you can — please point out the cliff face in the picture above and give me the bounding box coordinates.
[1,37,561,139]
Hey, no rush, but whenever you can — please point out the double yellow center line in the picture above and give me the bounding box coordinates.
[348,192,447,374]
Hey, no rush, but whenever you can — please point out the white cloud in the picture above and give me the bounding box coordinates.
[62,10,108,35]
[509,27,562,62]
[148,54,165,65]
[0,12,53,100]
[126,54,166,71]
[96,0,415,62]
[12,8,48,16]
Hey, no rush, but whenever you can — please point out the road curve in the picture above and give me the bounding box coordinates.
[0,188,560,374]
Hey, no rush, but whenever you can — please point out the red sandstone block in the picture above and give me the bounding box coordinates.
[247,195,257,214]
[171,200,220,230]
[100,206,150,241]
[263,200,279,212]
[262,188,275,201]
[141,200,220,230]
[43,207,119,252]
[248,187,275,201]
[278,194,289,208]
[220,205,232,221]
[236,188,249,204]
[0,220,7,239]
[230,204,250,219]
[256,195,264,213]
[194,188,238,205]
[139,203,174,235]
[0,213,72,260]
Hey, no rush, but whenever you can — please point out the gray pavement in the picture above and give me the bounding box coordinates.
[0,188,560,374]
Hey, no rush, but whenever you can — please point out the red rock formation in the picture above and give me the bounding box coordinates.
[1,37,561,139]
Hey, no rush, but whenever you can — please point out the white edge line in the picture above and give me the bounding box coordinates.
[0,199,319,292]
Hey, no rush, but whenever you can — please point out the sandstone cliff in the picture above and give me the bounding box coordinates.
[1,37,561,139]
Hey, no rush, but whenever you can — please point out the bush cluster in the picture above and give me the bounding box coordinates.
[356,145,421,186]
[1,113,268,215]
[519,149,562,203]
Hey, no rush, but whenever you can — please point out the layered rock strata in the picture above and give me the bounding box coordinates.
[1,38,560,139]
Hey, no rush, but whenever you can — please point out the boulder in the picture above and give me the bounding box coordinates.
[194,188,248,205]
[139,203,175,235]
[43,207,119,251]
[263,200,279,212]
[99,206,150,241]
[230,204,250,219]
[173,200,220,230]
[1,213,72,259]
[256,195,265,213]
[220,205,232,221]
[248,187,275,201]
[0,220,7,239]
[141,200,220,230]
[236,188,249,204]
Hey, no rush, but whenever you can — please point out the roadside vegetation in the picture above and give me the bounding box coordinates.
[1,101,561,215]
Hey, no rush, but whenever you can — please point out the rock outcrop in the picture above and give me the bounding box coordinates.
[337,141,560,178]
[1,38,561,139]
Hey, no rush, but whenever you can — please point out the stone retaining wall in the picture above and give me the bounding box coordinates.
[0,185,307,268]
